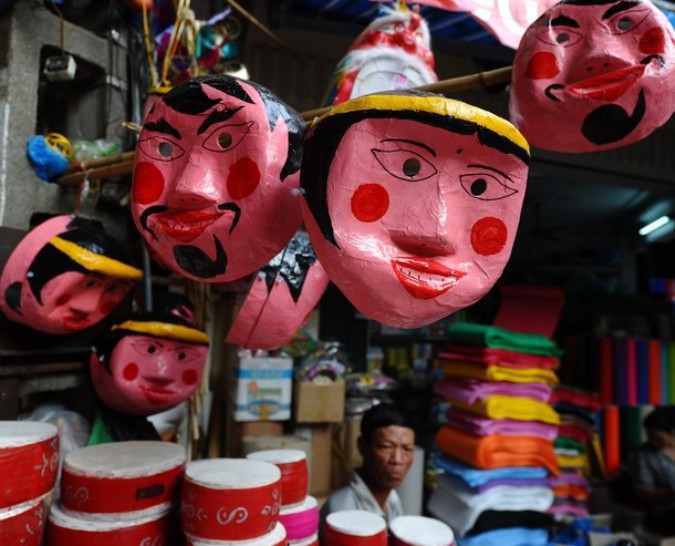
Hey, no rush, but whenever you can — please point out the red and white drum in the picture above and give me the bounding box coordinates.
[0,495,48,546]
[288,533,319,546]
[278,495,318,541]
[181,458,281,541]
[45,502,176,546]
[246,449,308,507]
[390,515,456,546]
[0,421,59,508]
[60,441,185,515]
[184,521,286,546]
[323,510,387,546]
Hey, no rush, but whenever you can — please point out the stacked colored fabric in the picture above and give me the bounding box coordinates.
[548,386,600,517]
[428,323,561,544]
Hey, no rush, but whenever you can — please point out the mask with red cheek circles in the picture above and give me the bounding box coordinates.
[90,313,209,416]
[226,231,330,350]
[509,0,675,152]
[131,74,307,283]
[0,215,142,335]
[300,92,530,329]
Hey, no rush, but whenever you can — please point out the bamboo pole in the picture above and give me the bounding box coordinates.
[52,65,513,187]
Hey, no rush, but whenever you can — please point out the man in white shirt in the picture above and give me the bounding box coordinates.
[320,402,415,527]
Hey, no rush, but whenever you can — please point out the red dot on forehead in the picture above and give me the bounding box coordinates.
[123,363,139,381]
[471,217,508,256]
[526,52,560,80]
[227,157,261,200]
[133,162,166,205]
[351,184,390,222]
[640,27,666,55]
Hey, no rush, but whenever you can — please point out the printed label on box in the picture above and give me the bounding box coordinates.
[231,357,293,421]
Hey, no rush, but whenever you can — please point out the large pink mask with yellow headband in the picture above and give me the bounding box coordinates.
[300,92,530,329]
[0,215,141,335]
[131,75,306,282]
[510,0,675,152]
[90,311,209,415]
[226,231,330,350]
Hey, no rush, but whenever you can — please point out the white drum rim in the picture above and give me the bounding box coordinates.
[186,521,286,545]
[49,501,171,531]
[280,495,317,516]
[185,458,281,489]
[246,449,307,464]
[288,533,318,545]
[59,501,173,523]
[63,441,185,478]
[0,494,47,521]
[326,510,387,536]
[390,515,455,546]
[0,421,58,448]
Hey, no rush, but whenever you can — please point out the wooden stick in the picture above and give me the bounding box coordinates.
[52,65,513,186]
[62,151,136,175]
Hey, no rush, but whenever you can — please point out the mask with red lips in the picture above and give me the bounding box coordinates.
[131,75,306,282]
[300,92,530,329]
[90,312,209,416]
[510,0,675,152]
[0,215,142,335]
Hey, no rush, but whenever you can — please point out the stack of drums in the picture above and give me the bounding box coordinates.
[181,458,286,546]
[390,516,456,546]
[0,421,60,546]
[45,440,186,546]
[323,510,388,546]
[246,449,318,546]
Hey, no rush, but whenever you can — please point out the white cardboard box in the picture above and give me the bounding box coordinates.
[230,356,293,421]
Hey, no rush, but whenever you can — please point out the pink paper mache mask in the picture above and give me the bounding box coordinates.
[226,230,330,350]
[300,92,530,329]
[131,74,306,283]
[509,0,675,152]
[0,215,142,335]
[90,312,209,415]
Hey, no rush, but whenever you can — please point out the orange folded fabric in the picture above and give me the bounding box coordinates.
[552,484,589,501]
[435,425,559,475]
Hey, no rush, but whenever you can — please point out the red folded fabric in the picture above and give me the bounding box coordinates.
[550,387,601,413]
[441,345,560,370]
[435,426,559,475]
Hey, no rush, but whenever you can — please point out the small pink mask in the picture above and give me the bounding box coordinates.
[300,93,530,329]
[90,314,209,415]
[226,231,330,350]
[510,0,675,152]
[0,215,142,335]
[131,75,306,283]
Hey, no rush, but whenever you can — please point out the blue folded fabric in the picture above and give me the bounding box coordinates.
[434,454,548,488]
[457,527,549,546]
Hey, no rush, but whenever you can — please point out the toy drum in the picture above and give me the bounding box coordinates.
[0,421,59,508]
[184,521,286,546]
[181,458,281,541]
[45,502,176,546]
[288,533,318,546]
[390,515,455,546]
[323,510,387,546]
[278,495,318,541]
[60,440,185,515]
[246,449,308,506]
[0,495,48,546]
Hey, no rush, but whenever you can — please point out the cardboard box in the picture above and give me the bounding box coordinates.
[230,356,293,421]
[294,381,345,423]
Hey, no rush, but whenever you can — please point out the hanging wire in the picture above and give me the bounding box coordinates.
[50,0,67,56]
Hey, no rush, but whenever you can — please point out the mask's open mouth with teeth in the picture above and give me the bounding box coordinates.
[391,257,465,300]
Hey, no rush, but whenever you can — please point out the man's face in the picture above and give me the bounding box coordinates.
[90,334,208,415]
[510,0,675,152]
[361,426,415,490]
[131,80,303,282]
[647,428,675,450]
[21,272,132,334]
[303,117,528,329]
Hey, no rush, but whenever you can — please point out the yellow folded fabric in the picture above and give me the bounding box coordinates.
[447,395,561,425]
[556,453,589,470]
[443,360,559,385]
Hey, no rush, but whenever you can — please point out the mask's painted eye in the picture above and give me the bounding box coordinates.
[130,338,165,356]
[203,122,254,153]
[80,277,103,289]
[608,8,649,34]
[538,28,583,48]
[137,136,185,161]
[459,172,518,201]
[173,346,204,363]
[372,149,437,182]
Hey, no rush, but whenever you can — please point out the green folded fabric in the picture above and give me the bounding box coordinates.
[554,436,585,452]
[447,322,561,356]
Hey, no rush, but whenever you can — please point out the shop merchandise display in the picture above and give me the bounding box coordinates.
[510,0,675,152]
[0,215,142,335]
[322,510,388,546]
[300,92,530,329]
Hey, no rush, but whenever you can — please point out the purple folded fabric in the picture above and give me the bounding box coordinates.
[434,377,552,403]
[446,407,559,440]
[547,473,590,488]
[473,477,551,493]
